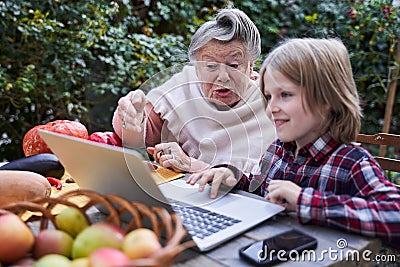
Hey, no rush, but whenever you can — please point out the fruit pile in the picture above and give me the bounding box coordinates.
[0,207,162,267]
[0,190,190,267]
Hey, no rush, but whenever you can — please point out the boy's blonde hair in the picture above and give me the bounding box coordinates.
[260,38,362,144]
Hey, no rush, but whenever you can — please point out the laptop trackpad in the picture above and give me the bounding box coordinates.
[158,179,229,207]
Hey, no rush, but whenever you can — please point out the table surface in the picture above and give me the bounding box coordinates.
[50,177,383,267]
[174,212,382,267]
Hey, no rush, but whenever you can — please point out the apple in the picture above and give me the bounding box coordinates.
[70,257,89,267]
[55,207,89,238]
[8,257,35,266]
[33,229,73,259]
[122,228,161,259]
[0,213,35,263]
[71,222,125,259]
[88,248,131,267]
[33,254,71,267]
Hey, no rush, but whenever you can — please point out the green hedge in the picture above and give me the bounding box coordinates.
[0,0,223,160]
[1,0,399,161]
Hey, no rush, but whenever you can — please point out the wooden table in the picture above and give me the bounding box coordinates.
[50,175,384,267]
[62,201,382,267]
[173,211,382,267]
[0,161,390,266]
[160,189,382,267]
[57,186,383,266]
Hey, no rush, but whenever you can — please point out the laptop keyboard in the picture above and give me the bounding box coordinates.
[171,203,242,239]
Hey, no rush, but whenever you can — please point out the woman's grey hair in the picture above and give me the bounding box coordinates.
[188,8,261,63]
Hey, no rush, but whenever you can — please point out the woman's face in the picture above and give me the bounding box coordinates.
[195,40,252,107]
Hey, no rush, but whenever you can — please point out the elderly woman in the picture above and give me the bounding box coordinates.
[112,8,275,174]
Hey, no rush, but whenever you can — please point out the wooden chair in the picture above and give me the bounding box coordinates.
[356,133,400,173]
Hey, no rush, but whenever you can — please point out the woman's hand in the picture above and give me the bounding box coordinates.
[147,142,191,173]
[116,90,146,132]
[266,180,301,212]
[186,167,237,199]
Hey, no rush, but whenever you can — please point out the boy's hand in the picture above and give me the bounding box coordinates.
[186,167,236,199]
[266,180,301,212]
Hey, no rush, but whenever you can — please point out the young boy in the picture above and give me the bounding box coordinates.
[186,38,400,248]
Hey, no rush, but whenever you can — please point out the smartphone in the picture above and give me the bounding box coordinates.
[239,228,318,266]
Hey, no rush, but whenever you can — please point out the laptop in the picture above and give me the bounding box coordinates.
[38,130,284,251]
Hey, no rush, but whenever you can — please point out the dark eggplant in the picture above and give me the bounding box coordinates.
[0,153,65,179]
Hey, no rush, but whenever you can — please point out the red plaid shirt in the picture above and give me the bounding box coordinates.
[236,132,400,247]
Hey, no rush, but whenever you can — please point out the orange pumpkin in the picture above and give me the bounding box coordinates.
[22,120,89,156]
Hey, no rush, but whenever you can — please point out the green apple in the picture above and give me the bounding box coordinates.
[71,222,125,259]
[0,213,35,264]
[122,228,161,259]
[33,254,71,267]
[33,229,73,259]
[70,257,89,267]
[55,207,89,238]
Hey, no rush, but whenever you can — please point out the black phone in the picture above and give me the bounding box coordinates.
[239,228,318,266]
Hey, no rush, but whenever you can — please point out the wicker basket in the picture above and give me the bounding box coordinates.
[0,189,195,267]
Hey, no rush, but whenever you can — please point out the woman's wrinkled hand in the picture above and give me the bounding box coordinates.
[117,90,146,132]
[186,167,236,199]
[147,142,191,173]
[266,180,301,212]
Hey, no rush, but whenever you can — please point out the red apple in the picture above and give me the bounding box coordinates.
[33,229,74,259]
[88,248,131,267]
[8,257,35,266]
[0,213,35,263]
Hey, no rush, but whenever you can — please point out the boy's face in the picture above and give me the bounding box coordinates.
[263,69,323,149]
[195,40,252,107]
